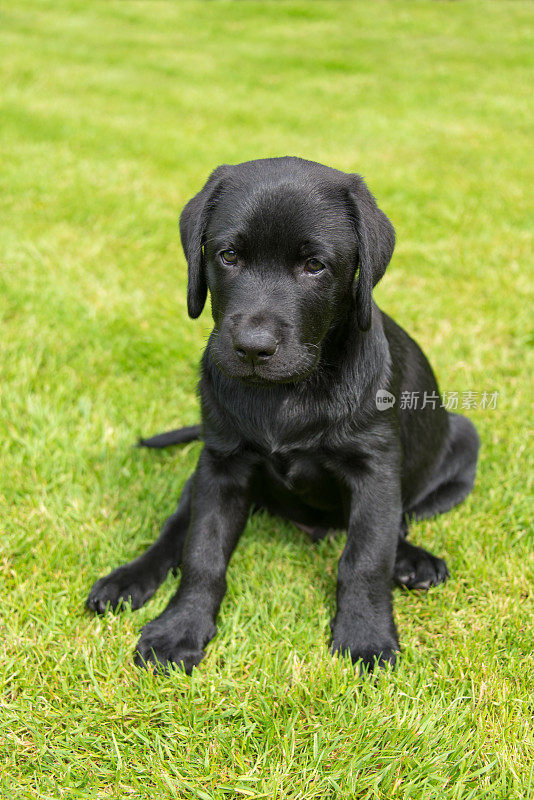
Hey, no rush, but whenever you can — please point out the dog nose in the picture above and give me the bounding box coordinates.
[233,329,278,364]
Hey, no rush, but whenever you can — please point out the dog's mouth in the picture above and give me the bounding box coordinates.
[238,370,310,386]
[210,351,318,386]
[222,364,314,386]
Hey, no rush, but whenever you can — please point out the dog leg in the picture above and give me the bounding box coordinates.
[407,413,480,520]
[87,478,192,614]
[392,413,479,591]
[134,448,252,674]
[330,464,401,673]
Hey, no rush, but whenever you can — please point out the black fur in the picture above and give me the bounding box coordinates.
[87,157,479,674]
[137,425,201,449]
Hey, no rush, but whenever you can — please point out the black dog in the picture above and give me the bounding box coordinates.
[87,157,479,673]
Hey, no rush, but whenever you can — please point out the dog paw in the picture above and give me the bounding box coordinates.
[134,618,215,675]
[87,566,158,614]
[393,541,449,590]
[331,638,398,673]
[331,624,399,674]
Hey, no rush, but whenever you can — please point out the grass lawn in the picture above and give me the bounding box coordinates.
[1,1,533,797]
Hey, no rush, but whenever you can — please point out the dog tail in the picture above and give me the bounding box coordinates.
[137,424,202,449]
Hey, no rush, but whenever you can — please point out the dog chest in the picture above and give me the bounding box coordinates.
[255,447,342,512]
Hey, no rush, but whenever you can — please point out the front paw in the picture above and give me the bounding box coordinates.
[134,616,216,675]
[331,623,399,673]
[393,541,449,590]
[87,565,158,614]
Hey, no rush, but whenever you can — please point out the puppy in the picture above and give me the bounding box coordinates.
[87,157,479,673]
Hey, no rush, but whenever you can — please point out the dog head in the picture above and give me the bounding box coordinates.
[180,157,394,384]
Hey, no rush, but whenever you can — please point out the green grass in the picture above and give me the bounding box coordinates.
[1,1,533,797]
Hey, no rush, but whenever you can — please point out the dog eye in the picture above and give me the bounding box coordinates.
[304,258,326,274]
[220,249,238,266]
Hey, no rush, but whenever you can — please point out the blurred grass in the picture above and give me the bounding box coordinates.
[0,1,533,798]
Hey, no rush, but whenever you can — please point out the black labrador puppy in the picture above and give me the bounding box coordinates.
[87,157,480,673]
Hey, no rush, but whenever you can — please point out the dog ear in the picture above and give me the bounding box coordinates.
[179,166,229,319]
[347,175,395,332]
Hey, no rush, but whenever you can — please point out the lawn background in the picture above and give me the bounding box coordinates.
[1,1,533,798]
